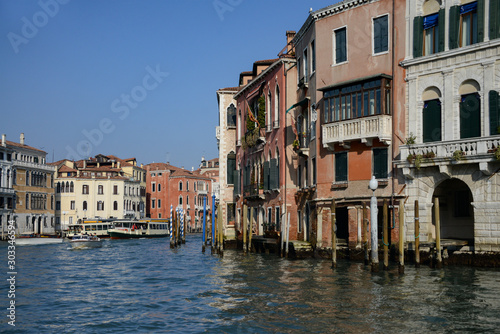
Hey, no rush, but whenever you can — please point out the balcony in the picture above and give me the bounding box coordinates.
[0,187,15,196]
[322,114,392,150]
[242,128,266,151]
[243,184,265,200]
[397,135,500,178]
[12,160,55,172]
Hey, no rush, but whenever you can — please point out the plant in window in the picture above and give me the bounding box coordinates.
[495,146,500,161]
[452,150,465,161]
[293,139,300,150]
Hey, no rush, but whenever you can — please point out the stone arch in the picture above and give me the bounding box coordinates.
[454,70,483,95]
[422,0,441,15]
[422,86,442,101]
[417,75,444,102]
[432,177,474,244]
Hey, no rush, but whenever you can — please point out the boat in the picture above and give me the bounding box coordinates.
[70,234,102,249]
[108,219,170,239]
[66,219,116,239]
[16,234,64,246]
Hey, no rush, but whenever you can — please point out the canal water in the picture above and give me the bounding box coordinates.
[2,234,500,333]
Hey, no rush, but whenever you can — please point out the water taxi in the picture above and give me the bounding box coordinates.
[67,219,116,238]
[70,234,103,249]
[108,219,170,239]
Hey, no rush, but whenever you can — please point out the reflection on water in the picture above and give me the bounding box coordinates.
[2,235,500,333]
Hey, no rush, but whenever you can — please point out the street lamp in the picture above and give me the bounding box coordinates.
[369,176,379,272]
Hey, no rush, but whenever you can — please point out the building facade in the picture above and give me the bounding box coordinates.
[396,0,500,252]
[51,154,146,231]
[6,133,56,235]
[145,162,214,232]
[0,134,15,237]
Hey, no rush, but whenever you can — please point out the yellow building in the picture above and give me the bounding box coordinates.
[51,154,146,231]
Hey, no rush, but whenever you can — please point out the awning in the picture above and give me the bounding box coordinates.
[318,73,392,92]
[286,97,309,113]
[460,2,477,14]
[423,13,439,30]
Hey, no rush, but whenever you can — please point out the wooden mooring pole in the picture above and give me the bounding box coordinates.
[243,204,247,254]
[248,207,253,253]
[218,204,223,256]
[434,197,442,268]
[415,200,420,268]
[399,201,405,274]
[331,200,337,268]
[172,211,177,250]
[383,199,389,270]
[363,202,369,265]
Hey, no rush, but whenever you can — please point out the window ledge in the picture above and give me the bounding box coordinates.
[376,179,389,187]
[331,181,348,189]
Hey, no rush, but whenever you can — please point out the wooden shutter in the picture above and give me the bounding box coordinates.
[227,156,235,185]
[263,161,270,190]
[234,170,240,195]
[460,94,481,139]
[478,0,485,42]
[335,152,348,182]
[373,149,388,179]
[438,9,445,52]
[490,0,500,40]
[423,100,442,143]
[489,90,500,135]
[413,16,424,57]
[449,6,460,49]
[270,159,277,190]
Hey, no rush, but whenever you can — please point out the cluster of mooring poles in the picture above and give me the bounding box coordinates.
[201,194,224,256]
[330,176,443,273]
[169,204,186,249]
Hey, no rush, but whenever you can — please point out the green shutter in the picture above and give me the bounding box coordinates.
[373,149,388,179]
[413,16,424,57]
[335,152,348,182]
[478,0,485,42]
[460,94,481,139]
[263,161,270,190]
[449,6,460,49]
[227,157,235,185]
[490,0,500,40]
[438,9,445,52]
[270,159,277,190]
[423,100,442,143]
[234,170,240,195]
[489,90,500,135]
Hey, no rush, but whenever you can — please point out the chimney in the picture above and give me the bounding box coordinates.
[286,31,296,53]
[1,134,5,147]
[20,133,25,145]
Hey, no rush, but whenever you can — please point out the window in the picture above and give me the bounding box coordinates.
[373,148,388,179]
[56,201,60,210]
[227,153,236,185]
[113,185,118,195]
[113,201,118,211]
[186,196,189,205]
[158,184,161,192]
[97,201,104,211]
[423,99,442,142]
[334,27,347,64]
[227,103,236,127]
[152,183,156,192]
[323,78,389,122]
[275,206,280,232]
[335,152,348,182]
[186,181,189,191]
[311,40,316,73]
[179,181,183,191]
[151,199,156,209]
[423,13,440,55]
[312,157,316,185]
[460,2,479,47]
[267,207,272,228]
[98,185,103,195]
[274,85,280,127]
[449,2,484,49]
[460,93,481,138]
[70,181,74,193]
[158,199,161,209]
[298,210,302,233]
[491,0,500,40]
[83,201,87,211]
[70,201,75,210]
[489,90,500,135]
[179,196,183,205]
[303,47,308,82]
[82,184,89,194]
[373,15,389,54]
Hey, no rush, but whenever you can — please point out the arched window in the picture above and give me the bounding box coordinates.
[179,196,183,206]
[422,87,442,142]
[70,181,74,193]
[113,201,118,210]
[274,85,280,127]
[186,181,189,191]
[65,181,70,193]
[227,103,236,127]
[56,182,61,193]
[267,90,272,130]
[98,185,104,195]
[179,181,183,191]
[83,201,87,211]
[459,80,481,139]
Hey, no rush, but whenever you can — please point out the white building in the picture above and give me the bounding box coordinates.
[397,0,500,252]
[0,134,15,238]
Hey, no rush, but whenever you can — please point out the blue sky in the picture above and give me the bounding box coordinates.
[1,0,339,169]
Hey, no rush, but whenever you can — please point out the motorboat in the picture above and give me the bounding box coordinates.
[16,234,64,246]
[70,234,102,249]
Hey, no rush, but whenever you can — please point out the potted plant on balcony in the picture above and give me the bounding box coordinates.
[452,150,465,161]
[293,139,300,151]
[495,146,500,161]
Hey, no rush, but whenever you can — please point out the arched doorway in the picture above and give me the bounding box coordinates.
[432,178,474,245]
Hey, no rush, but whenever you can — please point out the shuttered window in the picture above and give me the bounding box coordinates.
[423,99,442,143]
[374,15,389,54]
[489,90,500,135]
[270,159,278,190]
[373,148,388,179]
[335,152,348,182]
[227,104,236,127]
[334,27,347,64]
[227,154,236,185]
[490,0,500,40]
[264,161,270,191]
[233,170,240,195]
[460,93,481,139]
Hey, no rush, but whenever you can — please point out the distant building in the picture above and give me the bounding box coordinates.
[0,134,15,236]
[145,161,215,232]
[4,133,56,235]
[50,154,146,231]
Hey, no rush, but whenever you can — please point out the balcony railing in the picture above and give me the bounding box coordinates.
[322,114,392,149]
[12,160,55,172]
[215,126,220,140]
[0,187,15,195]
[243,184,264,198]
